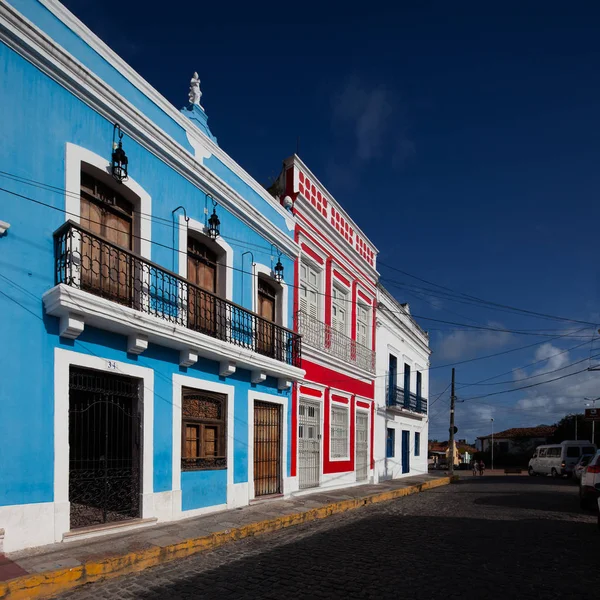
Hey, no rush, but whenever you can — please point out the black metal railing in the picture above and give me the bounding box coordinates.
[386,385,428,415]
[54,221,301,367]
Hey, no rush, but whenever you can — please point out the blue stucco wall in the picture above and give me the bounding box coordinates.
[0,30,293,511]
[181,471,227,511]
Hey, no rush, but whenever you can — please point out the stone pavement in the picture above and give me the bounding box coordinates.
[0,473,451,599]
[58,475,600,600]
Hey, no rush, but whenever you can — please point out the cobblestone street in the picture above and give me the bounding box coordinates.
[58,477,599,600]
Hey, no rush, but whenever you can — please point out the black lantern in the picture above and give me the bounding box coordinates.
[274,252,284,282]
[207,197,220,239]
[111,124,128,183]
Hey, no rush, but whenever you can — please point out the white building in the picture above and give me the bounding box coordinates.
[374,285,431,481]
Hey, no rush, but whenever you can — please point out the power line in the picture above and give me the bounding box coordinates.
[378,260,597,327]
[461,367,590,402]
[5,183,596,341]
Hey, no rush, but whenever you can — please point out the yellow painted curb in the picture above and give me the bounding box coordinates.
[0,476,454,600]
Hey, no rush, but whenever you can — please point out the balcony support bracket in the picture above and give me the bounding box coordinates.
[127,333,148,355]
[251,369,267,384]
[180,349,199,368]
[219,360,237,377]
[277,378,292,391]
[59,313,85,339]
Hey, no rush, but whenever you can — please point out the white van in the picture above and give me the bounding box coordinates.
[528,441,597,478]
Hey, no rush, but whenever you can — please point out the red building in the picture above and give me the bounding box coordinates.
[276,156,378,491]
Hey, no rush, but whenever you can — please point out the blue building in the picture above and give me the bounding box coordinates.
[0,0,303,553]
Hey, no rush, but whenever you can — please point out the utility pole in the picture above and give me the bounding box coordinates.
[449,368,456,476]
[491,418,494,470]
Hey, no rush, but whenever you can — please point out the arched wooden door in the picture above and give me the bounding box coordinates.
[187,237,218,336]
[257,278,277,358]
[79,172,133,305]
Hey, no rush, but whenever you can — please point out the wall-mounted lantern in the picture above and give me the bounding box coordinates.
[111,124,128,183]
[207,196,220,239]
[273,251,284,282]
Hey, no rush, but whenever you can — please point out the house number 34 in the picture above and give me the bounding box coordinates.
[107,360,117,370]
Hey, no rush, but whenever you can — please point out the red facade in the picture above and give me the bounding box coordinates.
[278,156,378,489]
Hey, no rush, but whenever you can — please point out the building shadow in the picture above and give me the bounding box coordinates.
[130,512,599,600]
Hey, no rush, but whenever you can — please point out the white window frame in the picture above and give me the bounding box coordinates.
[331,284,349,336]
[356,302,370,349]
[330,402,350,461]
[299,259,321,322]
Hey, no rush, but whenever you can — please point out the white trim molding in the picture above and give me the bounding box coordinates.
[247,391,290,500]
[0,1,299,257]
[178,215,233,302]
[53,347,155,541]
[65,143,152,259]
[253,262,289,329]
[0,220,10,235]
[43,284,305,381]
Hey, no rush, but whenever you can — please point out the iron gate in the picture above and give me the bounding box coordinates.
[69,367,141,530]
[355,412,369,481]
[298,401,320,489]
[253,401,282,497]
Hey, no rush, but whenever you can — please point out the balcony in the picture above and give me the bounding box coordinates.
[296,309,375,374]
[386,386,428,415]
[44,221,302,381]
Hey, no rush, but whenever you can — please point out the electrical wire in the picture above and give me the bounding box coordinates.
[4,183,596,340]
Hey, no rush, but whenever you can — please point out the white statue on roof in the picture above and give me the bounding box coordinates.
[189,72,202,107]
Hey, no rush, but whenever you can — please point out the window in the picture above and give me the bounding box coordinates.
[386,428,395,458]
[331,286,348,334]
[566,447,580,458]
[539,448,547,457]
[181,388,227,470]
[299,262,320,318]
[330,405,349,458]
[498,441,509,453]
[403,363,411,407]
[416,371,422,398]
[415,432,421,456]
[388,355,397,405]
[582,446,596,455]
[356,304,369,347]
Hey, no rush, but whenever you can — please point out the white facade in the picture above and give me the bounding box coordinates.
[374,285,431,481]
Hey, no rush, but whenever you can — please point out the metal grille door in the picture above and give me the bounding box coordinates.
[298,401,320,489]
[356,413,369,481]
[254,401,282,497]
[69,367,141,530]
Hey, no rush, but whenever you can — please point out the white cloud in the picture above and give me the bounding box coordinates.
[435,322,512,360]
[332,77,414,165]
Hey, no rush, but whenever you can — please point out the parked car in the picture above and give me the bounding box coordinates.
[579,450,600,509]
[528,441,597,477]
[573,454,595,482]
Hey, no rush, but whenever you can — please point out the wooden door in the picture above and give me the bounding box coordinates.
[79,174,133,305]
[187,238,218,335]
[257,279,276,358]
[253,401,281,497]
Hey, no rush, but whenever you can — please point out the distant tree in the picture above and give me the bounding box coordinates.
[551,413,593,443]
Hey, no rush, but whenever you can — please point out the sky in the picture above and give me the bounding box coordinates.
[61,0,600,443]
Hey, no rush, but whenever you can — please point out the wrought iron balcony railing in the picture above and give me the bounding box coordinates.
[386,385,428,415]
[296,309,376,374]
[54,221,301,367]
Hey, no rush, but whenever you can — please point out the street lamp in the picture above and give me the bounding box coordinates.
[584,397,600,445]
[491,418,494,471]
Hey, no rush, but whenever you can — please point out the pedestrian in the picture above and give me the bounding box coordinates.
[479,459,485,476]
[472,460,478,476]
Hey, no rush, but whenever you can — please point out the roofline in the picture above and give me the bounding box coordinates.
[284,155,379,253]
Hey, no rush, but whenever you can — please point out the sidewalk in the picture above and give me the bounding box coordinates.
[0,473,453,600]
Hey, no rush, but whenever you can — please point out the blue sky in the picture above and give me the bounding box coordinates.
[62,0,600,442]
